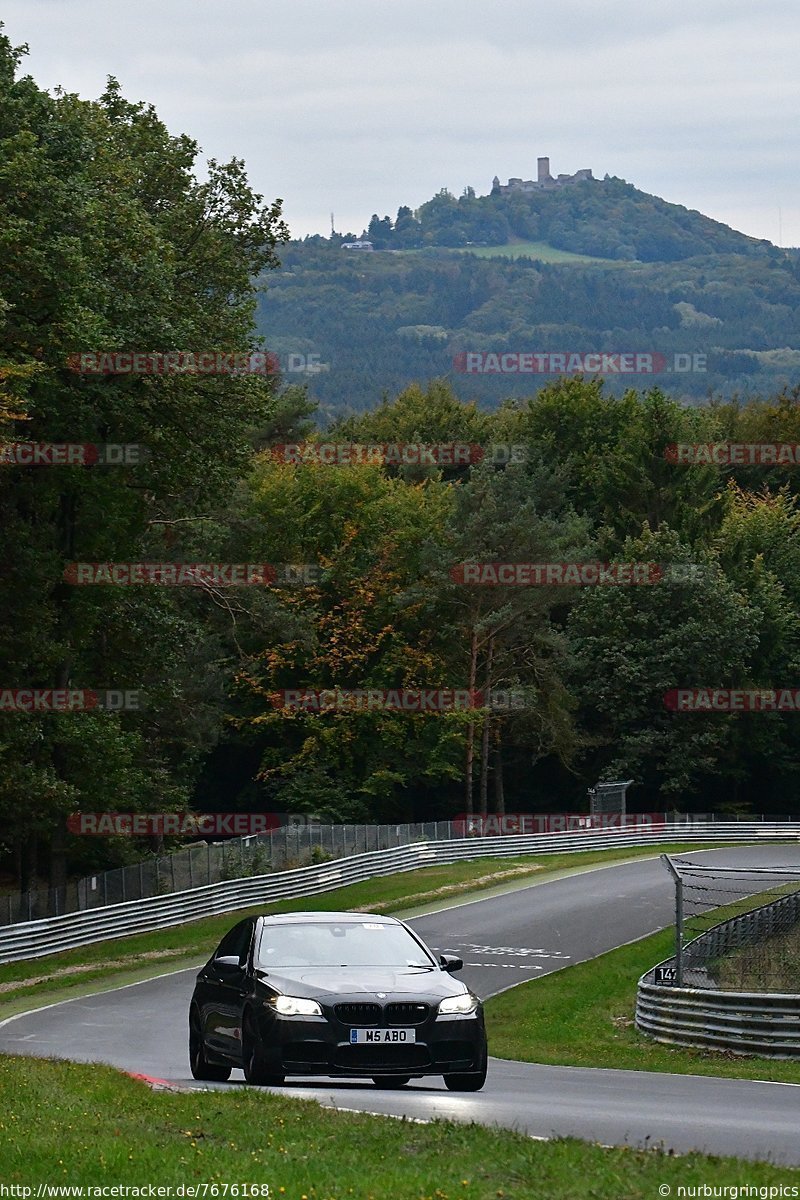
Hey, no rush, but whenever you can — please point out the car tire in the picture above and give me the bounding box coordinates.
[242,1011,285,1087]
[443,1047,488,1092]
[189,1009,231,1082]
[371,1075,411,1088]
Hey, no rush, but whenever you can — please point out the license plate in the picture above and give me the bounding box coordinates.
[349,1028,416,1044]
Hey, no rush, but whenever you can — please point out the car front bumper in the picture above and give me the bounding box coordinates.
[250,1007,487,1077]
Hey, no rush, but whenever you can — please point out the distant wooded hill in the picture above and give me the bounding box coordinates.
[256,178,800,420]
[364,176,773,260]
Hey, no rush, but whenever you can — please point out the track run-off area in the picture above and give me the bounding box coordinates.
[2,846,799,1165]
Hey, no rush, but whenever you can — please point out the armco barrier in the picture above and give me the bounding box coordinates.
[2,821,799,965]
[636,978,800,1058]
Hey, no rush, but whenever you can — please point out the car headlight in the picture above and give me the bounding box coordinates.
[437,993,478,1016]
[271,995,323,1017]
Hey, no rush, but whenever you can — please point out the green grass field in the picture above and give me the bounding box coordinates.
[393,239,628,264]
[1,1055,798,1195]
[455,240,626,265]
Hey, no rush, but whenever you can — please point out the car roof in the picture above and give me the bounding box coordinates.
[256,911,401,926]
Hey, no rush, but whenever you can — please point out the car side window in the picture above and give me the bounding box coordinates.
[214,920,252,964]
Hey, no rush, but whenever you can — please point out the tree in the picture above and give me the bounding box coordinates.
[225,457,462,818]
[712,485,800,810]
[565,526,760,802]
[333,379,489,456]
[421,459,589,814]
[509,381,726,548]
[0,29,289,887]
[394,205,423,249]
[367,214,393,248]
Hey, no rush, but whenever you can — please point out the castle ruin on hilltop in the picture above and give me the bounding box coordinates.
[491,156,593,195]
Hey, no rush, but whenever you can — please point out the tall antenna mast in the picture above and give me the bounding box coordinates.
[330,212,335,237]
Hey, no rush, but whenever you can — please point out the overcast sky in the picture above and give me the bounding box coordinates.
[2,0,799,245]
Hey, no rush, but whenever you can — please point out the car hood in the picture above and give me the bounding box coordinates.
[253,966,469,1001]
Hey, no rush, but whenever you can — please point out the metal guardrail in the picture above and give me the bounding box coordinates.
[636,978,800,1058]
[7,811,792,928]
[2,821,798,965]
[637,867,800,1058]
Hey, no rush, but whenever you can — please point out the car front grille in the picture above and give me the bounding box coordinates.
[385,1002,430,1026]
[333,1001,431,1026]
[334,1002,381,1025]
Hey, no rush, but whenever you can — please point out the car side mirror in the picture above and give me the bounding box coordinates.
[440,954,463,973]
[215,954,244,973]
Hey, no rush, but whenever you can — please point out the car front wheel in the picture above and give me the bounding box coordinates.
[189,1009,231,1082]
[443,1047,487,1092]
[242,1010,285,1087]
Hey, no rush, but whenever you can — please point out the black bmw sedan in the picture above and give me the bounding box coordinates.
[189,911,487,1090]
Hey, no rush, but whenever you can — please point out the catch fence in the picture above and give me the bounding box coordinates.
[0,821,456,927]
[662,855,800,991]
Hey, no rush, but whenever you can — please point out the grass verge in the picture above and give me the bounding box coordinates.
[485,927,800,1083]
[1,1056,798,1195]
[455,239,623,264]
[0,843,719,1018]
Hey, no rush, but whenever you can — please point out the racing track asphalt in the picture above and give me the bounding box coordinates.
[2,846,800,1164]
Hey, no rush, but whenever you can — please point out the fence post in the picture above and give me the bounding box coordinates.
[675,872,684,987]
[661,854,684,987]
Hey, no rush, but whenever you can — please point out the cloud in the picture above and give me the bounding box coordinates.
[2,0,798,244]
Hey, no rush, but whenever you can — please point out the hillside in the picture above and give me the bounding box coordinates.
[256,178,799,420]
[364,175,773,261]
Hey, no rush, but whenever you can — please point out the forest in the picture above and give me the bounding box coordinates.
[3,30,800,893]
[257,238,800,416]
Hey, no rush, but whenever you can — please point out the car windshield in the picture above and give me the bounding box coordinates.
[256,920,436,969]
